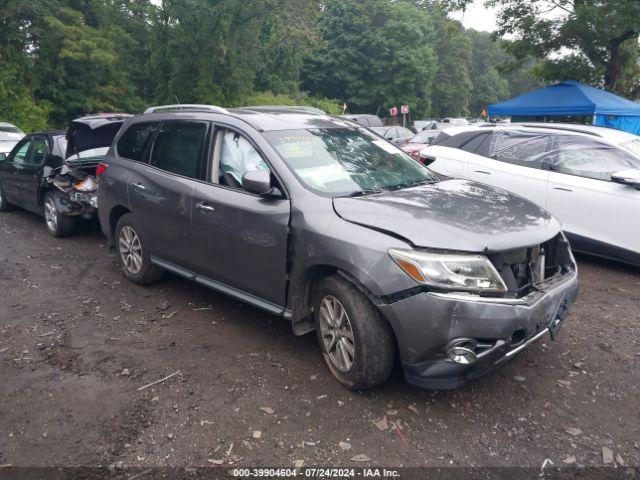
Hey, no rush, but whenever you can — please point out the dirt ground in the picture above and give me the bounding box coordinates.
[1,209,639,472]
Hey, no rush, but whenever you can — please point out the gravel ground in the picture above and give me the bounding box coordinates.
[1,209,639,471]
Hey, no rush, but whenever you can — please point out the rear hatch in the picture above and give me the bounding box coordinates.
[65,113,132,168]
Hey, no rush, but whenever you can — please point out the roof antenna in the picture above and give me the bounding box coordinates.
[174,95,182,111]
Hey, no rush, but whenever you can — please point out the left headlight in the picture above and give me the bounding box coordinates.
[388,249,507,293]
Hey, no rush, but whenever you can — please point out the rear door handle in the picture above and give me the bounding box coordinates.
[132,182,146,191]
[553,186,573,192]
[474,170,491,175]
[196,201,215,213]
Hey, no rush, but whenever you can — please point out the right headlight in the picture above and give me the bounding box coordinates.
[388,248,507,293]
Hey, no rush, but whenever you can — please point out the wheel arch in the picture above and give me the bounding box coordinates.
[289,263,391,337]
[108,205,131,243]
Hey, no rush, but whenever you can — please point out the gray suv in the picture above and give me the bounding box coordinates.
[97,105,579,390]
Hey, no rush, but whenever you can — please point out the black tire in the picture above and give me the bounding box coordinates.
[0,182,15,212]
[313,274,395,390]
[43,191,75,237]
[114,213,164,285]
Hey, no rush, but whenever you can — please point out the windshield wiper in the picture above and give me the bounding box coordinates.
[345,188,386,198]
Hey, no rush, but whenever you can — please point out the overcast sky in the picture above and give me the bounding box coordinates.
[449,0,498,32]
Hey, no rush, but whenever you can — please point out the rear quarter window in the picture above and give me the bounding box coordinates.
[117,122,159,162]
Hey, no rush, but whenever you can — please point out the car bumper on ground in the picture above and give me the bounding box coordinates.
[378,271,579,389]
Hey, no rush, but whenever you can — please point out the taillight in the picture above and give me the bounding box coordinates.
[96,163,108,178]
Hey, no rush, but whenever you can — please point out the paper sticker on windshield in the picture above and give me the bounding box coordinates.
[277,136,314,158]
[372,140,402,155]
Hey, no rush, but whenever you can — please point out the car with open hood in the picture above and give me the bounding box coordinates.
[97,105,579,390]
[0,113,130,236]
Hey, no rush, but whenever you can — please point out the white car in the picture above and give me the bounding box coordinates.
[0,122,25,156]
[421,123,640,266]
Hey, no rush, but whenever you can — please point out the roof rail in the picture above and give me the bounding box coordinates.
[144,104,229,114]
[519,123,602,137]
[241,105,326,115]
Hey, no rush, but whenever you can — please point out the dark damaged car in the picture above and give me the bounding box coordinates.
[98,106,580,390]
[0,114,130,236]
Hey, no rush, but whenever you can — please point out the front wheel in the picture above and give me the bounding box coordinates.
[114,214,164,285]
[313,274,395,390]
[43,192,75,237]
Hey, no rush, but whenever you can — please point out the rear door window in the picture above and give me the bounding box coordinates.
[487,131,552,168]
[117,122,159,162]
[27,138,47,165]
[150,121,208,179]
[460,133,490,154]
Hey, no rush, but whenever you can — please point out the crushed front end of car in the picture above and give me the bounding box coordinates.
[379,233,579,389]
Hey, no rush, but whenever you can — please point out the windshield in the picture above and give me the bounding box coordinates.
[621,139,640,159]
[264,128,437,196]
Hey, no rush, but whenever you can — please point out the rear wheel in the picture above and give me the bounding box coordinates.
[43,192,75,237]
[313,274,395,390]
[0,182,14,212]
[115,214,164,285]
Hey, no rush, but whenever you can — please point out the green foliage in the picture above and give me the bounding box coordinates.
[430,13,473,117]
[0,0,544,131]
[301,0,437,117]
[243,91,343,115]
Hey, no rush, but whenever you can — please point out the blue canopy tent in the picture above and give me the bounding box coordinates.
[488,80,640,135]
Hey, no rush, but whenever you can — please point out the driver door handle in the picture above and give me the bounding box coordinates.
[553,186,573,192]
[474,169,491,175]
[132,182,146,191]
[196,201,215,213]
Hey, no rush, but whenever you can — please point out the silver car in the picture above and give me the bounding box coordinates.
[97,105,579,390]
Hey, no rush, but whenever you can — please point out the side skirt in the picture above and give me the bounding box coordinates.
[150,256,290,317]
[565,233,640,267]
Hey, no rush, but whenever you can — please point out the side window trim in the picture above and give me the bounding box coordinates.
[116,121,161,164]
[27,136,49,166]
[9,138,32,164]
[207,124,276,197]
[147,120,210,181]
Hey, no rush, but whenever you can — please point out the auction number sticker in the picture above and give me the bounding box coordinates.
[233,468,401,478]
[233,468,357,477]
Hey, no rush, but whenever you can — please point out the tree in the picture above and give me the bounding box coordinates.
[467,30,509,115]
[444,0,640,96]
[429,14,472,117]
[301,0,437,116]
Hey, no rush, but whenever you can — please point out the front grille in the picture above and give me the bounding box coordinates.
[489,234,574,298]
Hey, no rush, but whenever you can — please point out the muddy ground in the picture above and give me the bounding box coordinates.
[1,209,639,471]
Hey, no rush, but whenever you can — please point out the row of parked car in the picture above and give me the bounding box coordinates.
[0,105,597,391]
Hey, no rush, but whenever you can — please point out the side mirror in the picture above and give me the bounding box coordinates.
[242,169,272,195]
[611,169,640,189]
[0,153,6,162]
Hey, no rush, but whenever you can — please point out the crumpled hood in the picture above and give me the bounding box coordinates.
[333,179,561,252]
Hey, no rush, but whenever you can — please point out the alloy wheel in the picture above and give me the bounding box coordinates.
[119,225,143,275]
[44,198,58,232]
[319,295,356,372]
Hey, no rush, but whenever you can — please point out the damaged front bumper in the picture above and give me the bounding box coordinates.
[378,269,579,389]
